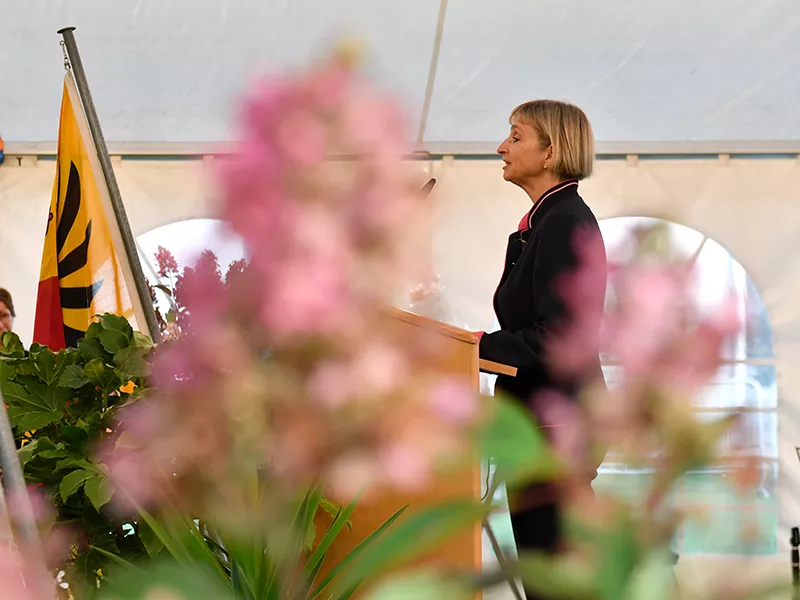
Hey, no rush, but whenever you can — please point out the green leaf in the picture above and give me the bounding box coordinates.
[84,474,114,511]
[327,500,488,596]
[166,309,178,324]
[38,445,70,459]
[512,552,595,599]
[77,337,108,362]
[138,518,165,558]
[82,358,118,394]
[60,469,93,502]
[305,520,317,553]
[96,314,133,354]
[82,358,107,381]
[6,378,71,431]
[59,364,89,388]
[132,331,153,348]
[0,379,29,408]
[30,346,61,385]
[54,457,91,472]
[303,495,360,586]
[479,393,558,486]
[319,497,343,518]
[0,331,25,357]
[310,505,407,599]
[17,437,45,470]
[113,347,152,379]
[83,321,104,340]
[592,516,642,600]
[60,424,90,449]
[361,570,473,600]
[98,559,235,600]
[620,549,677,600]
[87,544,140,571]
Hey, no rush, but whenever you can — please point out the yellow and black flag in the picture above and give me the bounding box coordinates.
[33,74,141,350]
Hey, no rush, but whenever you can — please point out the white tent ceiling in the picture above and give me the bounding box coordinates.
[3,0,800,152]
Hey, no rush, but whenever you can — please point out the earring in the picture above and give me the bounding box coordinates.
[544,164,548,169]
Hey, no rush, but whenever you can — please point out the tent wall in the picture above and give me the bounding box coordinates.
[1,156,799,577]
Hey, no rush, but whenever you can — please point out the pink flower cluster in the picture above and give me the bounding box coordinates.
[106,50,478,515]
[215,52,422,345]
[154,245,179,278]
[544,224,741,470]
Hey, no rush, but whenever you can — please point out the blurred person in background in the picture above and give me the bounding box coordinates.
[0,288,15,344]
[476,100,607,600]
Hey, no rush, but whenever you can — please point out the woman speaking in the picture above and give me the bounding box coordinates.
[477,100,607,599]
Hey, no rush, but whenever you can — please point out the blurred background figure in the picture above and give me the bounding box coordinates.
[0,288,15,341]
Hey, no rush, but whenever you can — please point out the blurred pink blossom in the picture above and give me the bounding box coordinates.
[103,51,478,517]
[427,377,479,425]
[530,390,587,473]
[349,343,407,398]
[378,442,432,489]
[0,546,32,599]
[262,252,350,340]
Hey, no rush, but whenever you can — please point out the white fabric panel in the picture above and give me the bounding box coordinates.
[2,157,800,573]
[5,1,800,144]
[426,0,800,143]
[1,0,439,142]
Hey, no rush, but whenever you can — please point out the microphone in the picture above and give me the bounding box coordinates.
[420,178,436,197]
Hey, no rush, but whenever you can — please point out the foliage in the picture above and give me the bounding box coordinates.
[0,313,366,597]
[0,314,152,590]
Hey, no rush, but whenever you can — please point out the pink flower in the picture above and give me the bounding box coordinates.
[531,390,587,472]
[105,448,162,512]
[172,254,226,332]
[241,79,294,140]
[308,360,352,409]
[276,108,328,166]
[0,546,33,599]
[261,251,350,341]
[547,226,607,378]
[218,138,290,253]
[327,453,380,501]
[379,442,432,489]
[301,58,351,112]
[154,246,179,277]
[427,377,478,425]
[349,343,407,398]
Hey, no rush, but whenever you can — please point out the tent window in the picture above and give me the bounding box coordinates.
[136,218,247,315]
[594,217,778,557]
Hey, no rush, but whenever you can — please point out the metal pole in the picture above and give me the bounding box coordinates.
[57,27,162,343]
[0,387,53,595]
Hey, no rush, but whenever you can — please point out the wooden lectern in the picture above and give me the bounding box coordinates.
[314,308,516,597]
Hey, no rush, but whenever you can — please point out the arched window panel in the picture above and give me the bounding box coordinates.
[596,217,778,557]
[599,217,774,362]
[137,218,247,315]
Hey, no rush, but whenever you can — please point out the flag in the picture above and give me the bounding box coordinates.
[33,74,143,350]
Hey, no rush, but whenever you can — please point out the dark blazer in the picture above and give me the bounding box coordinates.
[479,179,607,408]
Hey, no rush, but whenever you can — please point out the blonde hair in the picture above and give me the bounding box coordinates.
[510,100,595,180]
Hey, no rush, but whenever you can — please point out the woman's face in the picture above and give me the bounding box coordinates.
[0,302,12,337]
[496,119,552,186]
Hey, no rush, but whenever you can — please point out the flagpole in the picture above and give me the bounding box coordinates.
[57,27,162,343]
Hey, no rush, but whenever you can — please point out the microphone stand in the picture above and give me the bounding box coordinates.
[792,527,799,600]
